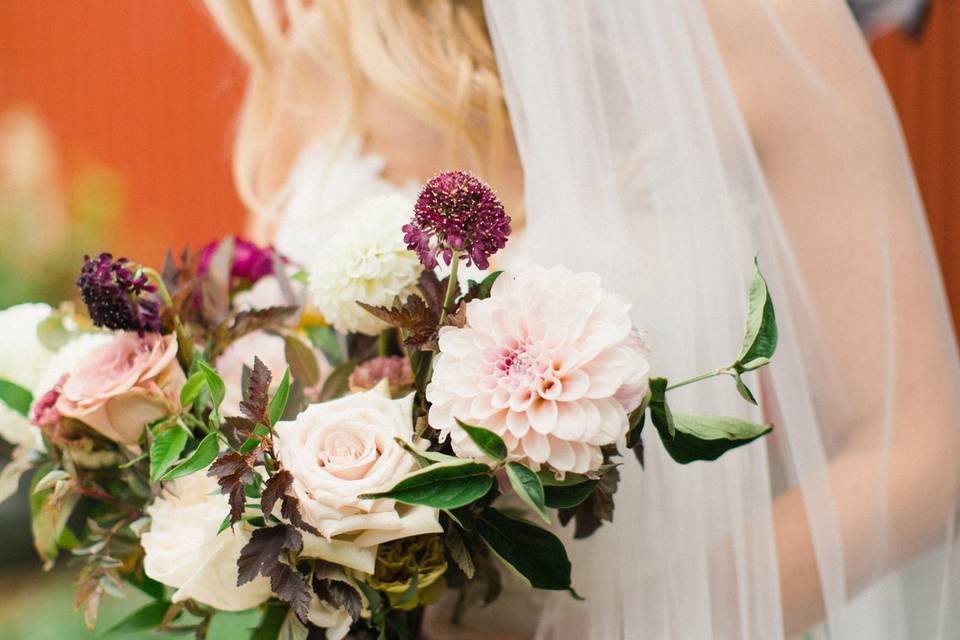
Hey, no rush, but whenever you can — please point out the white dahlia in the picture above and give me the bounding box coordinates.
[310,195,422,335]
[427,266,650,475]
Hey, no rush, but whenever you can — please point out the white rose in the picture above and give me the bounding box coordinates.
[428,265,650,475]
[142,470,272,611]
[309,195,422,336]
[0,303,54,446]
[274,383,441,573]
[216,331,330,416]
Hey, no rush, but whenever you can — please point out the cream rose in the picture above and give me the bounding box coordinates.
[55,332,186,444]
[273,383,441,573]
[142,470,272,611]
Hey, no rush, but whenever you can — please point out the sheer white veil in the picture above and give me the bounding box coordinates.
[483,1,960,638]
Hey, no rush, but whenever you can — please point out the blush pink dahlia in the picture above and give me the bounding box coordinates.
[427,266,650,475]
[403,171,511,270]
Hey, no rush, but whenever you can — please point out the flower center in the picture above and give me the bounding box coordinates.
[492,338,562,402]
[316,424,380,481]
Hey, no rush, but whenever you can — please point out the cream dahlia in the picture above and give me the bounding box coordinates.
[309,195,422,336]
[427,265,649,475]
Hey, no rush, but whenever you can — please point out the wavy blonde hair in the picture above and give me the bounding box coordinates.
[205,0,509,241]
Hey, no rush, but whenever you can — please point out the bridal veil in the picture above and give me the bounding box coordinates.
[483,1,960,638]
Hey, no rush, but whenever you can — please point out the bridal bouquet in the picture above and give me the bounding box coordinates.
[0,172,776,639]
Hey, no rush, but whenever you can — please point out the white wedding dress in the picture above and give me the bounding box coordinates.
[266,2,960,639]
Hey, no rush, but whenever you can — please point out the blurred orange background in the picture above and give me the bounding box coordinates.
[1,0,958,323]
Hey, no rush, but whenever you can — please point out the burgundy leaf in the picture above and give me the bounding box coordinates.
[270,563,311,622]
[313,574,362,623]
[239,356,272,425]
[236,525,303,586]
[262,470,319,535]
[222,416,256,449]
[208,452,256,523]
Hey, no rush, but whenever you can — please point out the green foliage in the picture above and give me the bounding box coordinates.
[456,420,507,461]
[736,258,778,370]
[178,371,206,409]
[361,461,493,509]
[197,360,226,411]
[148,425,188,482]
[284,336,320,387]
[475,508,572,591]
[267,368,291,426]
[0,377,33,417]
[543,478,598,509]
[505,462,549,523]
[105,601,172,635]
[161,432,220,481]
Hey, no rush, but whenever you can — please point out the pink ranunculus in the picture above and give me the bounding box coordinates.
[427,265,650,475]
[198,237,275,285]
[55,332,186,444]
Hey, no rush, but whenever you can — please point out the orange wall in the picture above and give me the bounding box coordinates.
[872,0,960,326]
[0,1,246,266]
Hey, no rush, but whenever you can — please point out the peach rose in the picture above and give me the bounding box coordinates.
[56,332,185,444]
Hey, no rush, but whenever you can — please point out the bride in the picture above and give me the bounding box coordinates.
[204,1,960,638]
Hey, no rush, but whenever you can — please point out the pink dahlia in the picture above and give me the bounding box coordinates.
[426,266,650,475]
[402,171,511,270]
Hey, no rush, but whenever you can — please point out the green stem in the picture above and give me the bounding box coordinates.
[141,267,172,306]
[378,330,390,357]
[665,368,731,392]
[441,252,461,322]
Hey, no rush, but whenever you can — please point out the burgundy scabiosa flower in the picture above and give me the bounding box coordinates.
[77,253,161,335]
[198,237,275,285]
[403,171,511,270]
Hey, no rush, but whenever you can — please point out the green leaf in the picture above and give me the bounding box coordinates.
[360,460,493,509]
[456,420,507,461]
[475,507,572,591]
[198,360,226,410]
[647,377,675,437]
[625,390,651,449]
[284,336,320,387]
[106,600,172,635]
[505,462,549,523]
[179,371,206,408]
[239,423,271,454]
[655,412,772,464]
[149,426,189,482]
[736,258,778,370]
[251,604,288,640]
[0,378,32,417]
[319,359,356,401]
[544,479,598,509]
[123,572,166,600]
[465,271,503,301]
[394,437,460,467]
[161,432,220,481]
[734,374,758,405]
[267,368,291,425]
[305,325,343,365]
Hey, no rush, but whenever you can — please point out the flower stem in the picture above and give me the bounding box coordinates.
[378,330,390,356]
[441,252,461,322]
[665,368,731,392]
[141,267,172,306]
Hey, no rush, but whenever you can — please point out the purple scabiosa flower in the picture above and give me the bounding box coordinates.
[403,171,511,270]
[77,253,161,335]
[198,237,275,285]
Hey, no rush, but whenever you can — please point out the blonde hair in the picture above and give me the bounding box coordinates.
[205,0,509,241]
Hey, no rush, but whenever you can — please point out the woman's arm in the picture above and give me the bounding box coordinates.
[708,0,960,634]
